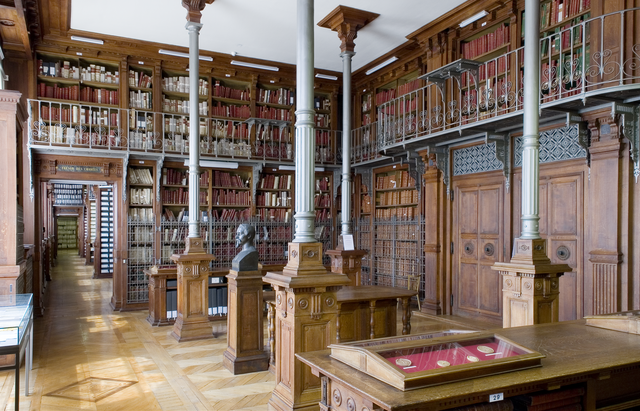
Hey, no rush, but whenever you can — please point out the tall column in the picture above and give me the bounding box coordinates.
[340,51,354,236]
[292,0,316,244]
[319,6,378,285]
[520,0,541,240]
[187,20,202,239]
[171,0,215,342]
[263,2,350,411]
[492,0,571,327]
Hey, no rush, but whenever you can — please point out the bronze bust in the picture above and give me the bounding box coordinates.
[232,223,259,271]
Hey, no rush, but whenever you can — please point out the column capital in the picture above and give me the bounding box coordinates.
[317,5,379,53]
[182,0,213,24]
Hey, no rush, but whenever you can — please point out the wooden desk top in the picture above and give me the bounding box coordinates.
[263,285,416,304]
[297,320,640,410]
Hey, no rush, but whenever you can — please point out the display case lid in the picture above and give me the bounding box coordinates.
[0,293,33,347]
[329,330,545,391]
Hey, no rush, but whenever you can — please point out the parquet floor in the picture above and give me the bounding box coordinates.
[0,250,490,411]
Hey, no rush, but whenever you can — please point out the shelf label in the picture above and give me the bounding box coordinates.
[489,393,504,403]
[57,164,102,173]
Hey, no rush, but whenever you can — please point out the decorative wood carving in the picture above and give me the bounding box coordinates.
[317,6,380,53]
[589,249,623,315]
[182,0,212,23]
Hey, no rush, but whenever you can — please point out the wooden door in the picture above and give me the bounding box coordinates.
[452,177,504,321]
[539,174,584,321]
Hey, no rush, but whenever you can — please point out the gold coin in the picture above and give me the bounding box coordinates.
[437,360,451,367]
[395,358,412,367]
[477,345,494,354]
[467,355,480,362]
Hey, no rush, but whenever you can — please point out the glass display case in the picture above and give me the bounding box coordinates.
[0,294,34,347]
[329,331,545,391]
[0,293,34,410]
[585,310,640,334]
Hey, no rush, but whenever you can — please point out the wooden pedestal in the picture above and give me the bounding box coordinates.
[171,237,215,342]
[326,246,367,287]
[263,242,350,411]
[492,238,572,328]
[223,269,269,374]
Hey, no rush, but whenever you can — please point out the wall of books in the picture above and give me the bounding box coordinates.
[57,217,78,249]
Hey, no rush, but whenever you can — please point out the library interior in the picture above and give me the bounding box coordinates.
[1,0,640,410]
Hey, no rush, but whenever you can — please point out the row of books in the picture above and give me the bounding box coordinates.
[210,208,252,221]
[315,209,330,222]
[129,70,152,89]
[213,171,247,188]
[375,207,417,220]
[129,132,156,150]
[460,58,510,87]
[376,171,416,189]
[315,113,330,128]
[81,88,120,106]
[211,189,251,206]
[260,174,293,190]
[212,120,250,139]
[39,60,78,79]
[257,208,291,222]
[258,87,294,106]
[130,91,152,110]
[162,98,208,116]
[398,79,423,96]
[80,64,119,84]
[314,193,331,208]
[257,106,292,121]
[315,130,332,146]
[211,102,250,119]
[462,23,510,60]
[207,287,228,316]
[540,0,590,30]
[257,243,287,263]
[379,98,418,116]
[130,188,153,205]
[213,81,250,101]
[161,188,208,205]
[374,256,421,275]
[377,189,419,206]
[54,184,82,192]
[163,77,209,96]
[129,110,153,131]
[39,104,119,127]
[128,246,153,264]
[256,124,292,142]
[316,177,330,191]
[257,192,291,207]
[375,224,420,241]
[128,168,153,185]
[162,167,209,186]
[38,83,79,101]
[361,195,372,213]
[128,225,154,243]
[376,88,397,106]
[541,15,590,57]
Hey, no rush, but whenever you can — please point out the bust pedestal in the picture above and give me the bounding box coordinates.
[170,237,215,342]
[263,242,350,411]
[492,238,571,327]
[223,267,270,374]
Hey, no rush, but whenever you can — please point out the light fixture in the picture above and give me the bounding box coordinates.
[365,56,399,75]
[70,35,104,45]
[459,10,488,28]
[76,52,83,56]
[183,159,239,169]
[159,49,213,62]
[230,60,279,72]
[138,61,145,65]
[315,73,338,81]
[279,165,296,171]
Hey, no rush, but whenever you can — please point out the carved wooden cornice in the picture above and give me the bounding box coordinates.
[182,0,213,24]
[317,5,379,53]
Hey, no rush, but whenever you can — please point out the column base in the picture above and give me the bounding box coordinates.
[170,316,213,342]
[223,350,269,375]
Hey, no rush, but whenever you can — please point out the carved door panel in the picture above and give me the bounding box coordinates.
[539,174,583,321]
[453,180,504,320]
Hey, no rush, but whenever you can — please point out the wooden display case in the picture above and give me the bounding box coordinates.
[329,331,544,391]
[584,310,640,334]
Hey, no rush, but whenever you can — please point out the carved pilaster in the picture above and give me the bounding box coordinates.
[589,250,623,315]
[170,237,215,341]
[421,151,442,315]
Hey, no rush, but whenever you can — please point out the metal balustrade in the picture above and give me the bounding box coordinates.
[352,8,640,164]
[27,101,342,166]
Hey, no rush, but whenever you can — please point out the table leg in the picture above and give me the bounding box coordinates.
[267,302,275,367]
[401,297,411,335]
[369,300,376,340]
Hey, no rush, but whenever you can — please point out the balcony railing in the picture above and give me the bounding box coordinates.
[27,102,342,166]
[363,7,640,160]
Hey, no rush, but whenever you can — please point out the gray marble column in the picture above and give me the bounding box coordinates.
[187,21,203,239]
[341,51,355,236]
[293,0,316,243]
[520,0,541,239]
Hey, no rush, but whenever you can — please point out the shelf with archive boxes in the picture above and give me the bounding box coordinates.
[205,118,251,158]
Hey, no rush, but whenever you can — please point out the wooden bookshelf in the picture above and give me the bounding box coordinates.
[256,168,294,222]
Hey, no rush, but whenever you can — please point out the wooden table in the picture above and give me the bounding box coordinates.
[297,320,640,411]
[266,285,416,366]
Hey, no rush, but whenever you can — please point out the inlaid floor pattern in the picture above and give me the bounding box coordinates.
[0,250,481,410]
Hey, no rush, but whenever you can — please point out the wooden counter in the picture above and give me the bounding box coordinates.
[297,320,640,411]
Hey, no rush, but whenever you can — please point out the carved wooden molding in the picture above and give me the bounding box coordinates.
[317,6,379,53]
[182,0,212,23]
